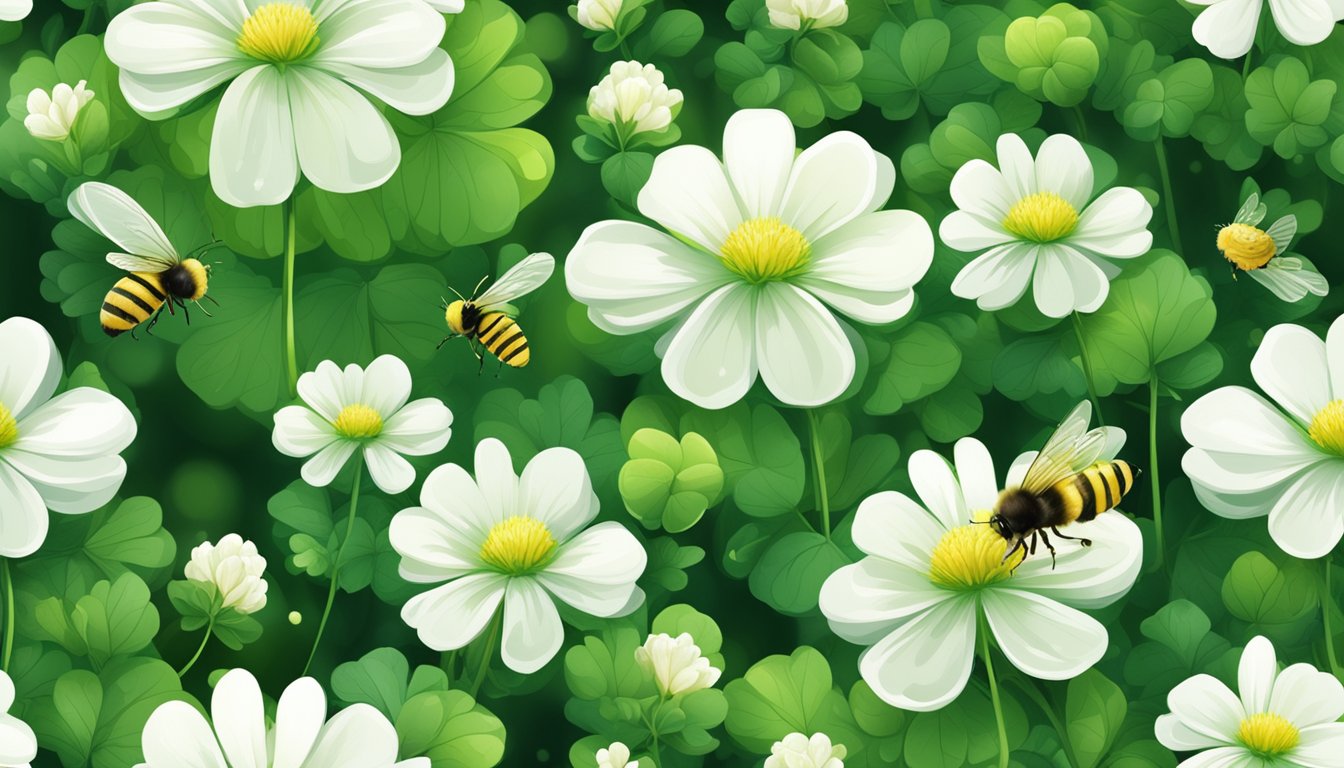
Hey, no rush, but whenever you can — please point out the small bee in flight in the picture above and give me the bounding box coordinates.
[984,401,1140,569]
[440,252,554,372]
[67,182,217,338]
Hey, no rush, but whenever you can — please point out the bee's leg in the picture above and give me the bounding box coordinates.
[1028,532,1037,556]
[474,342,486,375]
[495,358,504,379]
[436,333,459,351]
[204,294,221,307]
[1039,528,1058,570]
[1002,538,1025,569]
[1050,526,1092,547]
[181,299,192,326]
[195,299,214,318]
[145,306,164,336]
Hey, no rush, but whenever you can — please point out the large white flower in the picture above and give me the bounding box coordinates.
[765,733,846,768]
[1155,636,1344,767]
[135,668,427,768]
[567,108,933,409]
[0,0,29,22]
[105,0,455,208]
[0,671,37,768]
[272,355,452,495]
[391,438,647,674]
[1189,0,1344,59]
[0,317,136,558]
[940,133,1154,319]
[819,437,1142,711]
[1182,315,1344,559]
[185,534,269,614]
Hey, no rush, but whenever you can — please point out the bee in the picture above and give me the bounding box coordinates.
[440,252,554,372]
[985,401,1140,569]
[67,183,217,338]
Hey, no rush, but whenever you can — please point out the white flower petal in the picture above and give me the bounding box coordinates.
[272,406,338,458]
[949,158,1016,223]
[982,589,1105,679]
[138,700,227,768]
[363,443,416,494]
[1266,462,1344,558]
[300,440,357,488]
[1189,476,1288,521]
[1033,134,1093,211]
[379,398,452,456]
[1269,0,1337,45]
[820,558,952,645]
[1155,712,1229,752]
[1006,451,1035,489]
[359,355,413,417]
[0,317,61,420]
[1237,636,1276,716]
[470,438,518,533]
[519,447,597,541]
[938,210,1015,251]
[212,670,267,768]
[1032,244,1109,318]
[288,68,400,195]
[954,438,999,513]
[1182,386,1320,463]
[313,0,447,68]
[390,506,481,583]
[500,578,564,674]
[859,596,977,712]
[1070,187,1154,258]
[950,242,1037,312]
[105,3,243,76]
[272,677,325,768]
[849,491,944,569]
[538,522,646,617]
[0,712,36,765]
[995,133,1037,200]
[1191,0,1260,58]
[416,461,492,543]
[1251,323,1333,424]
[1003,513,1142,609]
[660,284,757,410]
[909,449,967,532]
[1,451,126,515]
[1172,747,1258,768]
[1269,661,1344,727]
[800,209,934,323]
[1296,723,1344,768]
[314,48,454,116]
[401,571,506,651]
[0,0,30,22]
[15,388,136,458]
[296,361,347,421]
[754,283,854,408]
[779,131,878,241]
[637,146,742,253]
[1166,673,1245,744]
[303,704,400,766]
[210,66,299,208]
[1327,314,1344,396]
[723,109,794,218]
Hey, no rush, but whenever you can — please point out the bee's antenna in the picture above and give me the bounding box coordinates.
[470,274,489,300]
[446,285,466,302]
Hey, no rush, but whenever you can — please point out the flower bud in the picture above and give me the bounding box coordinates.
[596,742,638,768]
[184,534,268,615]
[634,632,721,696]
[765,0,848,31]
[765,733,847,768]
[575,0,623,32]
[24,81,95,142]
[587,61,683,137]
[288,611,303,625]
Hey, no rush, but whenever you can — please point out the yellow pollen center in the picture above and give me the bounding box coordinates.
[1308,400,1344,457]
[237,3,320,64]
[1217,223,1277,271]
[719,217,811,284]
[333,404,383,440]
[0,402,17,450]
[1236,712,1299,757]
[479,516,557,574]
[1002,192,1080,243]
[928,516,1018,591]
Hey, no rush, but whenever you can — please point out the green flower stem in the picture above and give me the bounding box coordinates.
[1149,377,1165,570]
[1323,555,1342,677]
[979,617,1011,768]
[177,614,215,678]
[303,457,363,675]
[1070,105,1089,143]
[1,559,13,672]
[806,409,832,539]
[282,199,299,398]
[1006,675,1079,768]
[1071,312,1105,427]
[1154,137,1183,256]
[469,609,503,699]
[442,649,459,687]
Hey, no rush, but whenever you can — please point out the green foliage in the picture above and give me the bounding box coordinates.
[724,646,861,754]
[1244,57,1338,159]
[979,3,1108,107]
[619,428,724,533]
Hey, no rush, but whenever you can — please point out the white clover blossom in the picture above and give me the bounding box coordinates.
[185,534,269,615]
[24,81,95,142]
[596,742,638,768]
[588,61,683,138]
[0,0,30,22]
[1189,0,1344,59]
[765,733,846,768]
[576,0,624,31]
[635,632,722,696]
[766,0,848,30]
[0,671,37,768]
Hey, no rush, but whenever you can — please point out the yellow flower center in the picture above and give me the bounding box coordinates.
[719,217,811,284]
[0,402,17,450]
[237,3,320,64]
[1308,400,1344,457]
[928,515,1018,591]
[1217,223,1277,271]
[1002,192,1080,243]
[1236,712,1299,758]
[479,516,557,574]
[333,404,383,440]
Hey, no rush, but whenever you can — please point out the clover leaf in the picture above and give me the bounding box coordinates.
[619,428,724,533]
[1244,57,1338,159]
[723,646,862,754]
[980,2,1108,108]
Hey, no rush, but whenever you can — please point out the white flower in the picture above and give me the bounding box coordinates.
[566,108,933,409]
[1182,315,1344,559]
[24,81,95,142]
[576,0,623,31]
[766,0,848,30]
[0,0,29,22]
[135,669,428,768]
[0,317,137,558]
[819,437,1142,711]
[105,0,454,208]
[1189,0,1344,59]
[1155,636,1344,767]
[0,671,37,768]
[940,133,1154,319]
[635,632,721,696]
[272,355,452,495]
[596,742,638,768]
[185,534,269,615]
[588,61,683,138]
[391,438,647,674]
[1217,191,1327,303]
[766,733,846,768]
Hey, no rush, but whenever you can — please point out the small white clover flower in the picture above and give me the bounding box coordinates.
[635,632,722,696]
[765,733,847,768]
[1190,0,1344,59]
[576,0,624,31]
[24,81,95,142]
[596,742,638,768]
[766,0,848,30]
[588,61,683,138]
[184,534,269,615]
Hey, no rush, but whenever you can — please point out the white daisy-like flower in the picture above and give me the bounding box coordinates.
[391,438,647,674]
[765,732,846,768]
[272,355,452,495]
[185,534,269,615]
[766,0,848,31]
[588,61,683,139]
[0,671,37,768]
[596,742,638,768]
[940,133,1154,319]
[575,0,623,31]
[635,632,722,696]
[105,0,454,208]
[1189,0,1344,59]
[135,668,427,768]
[1182,315,1344,559]
[1216,192,1327,303]
[0,317,137,558]
[1155,635,1344,767]
[24,81,95,142]
[566,108,933,409]
[819,437,1142,711]
[0,0,29,22]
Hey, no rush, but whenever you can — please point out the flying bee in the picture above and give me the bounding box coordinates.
[1216,191,1327,303]
[984,401,1141,569]
[67,182,219,338]
[440,252,555,372]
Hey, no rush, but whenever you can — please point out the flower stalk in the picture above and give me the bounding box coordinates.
[282,199,299,398]
[303,457,363,675]
[177,614,215,678]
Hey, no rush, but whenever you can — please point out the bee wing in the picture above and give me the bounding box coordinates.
[1248,257,1330,302]
[475,252,555,310]
[1264,214,1297,254]
[1019,401,1118,493]
[68,182,180,271]
[1234,193,1267,226]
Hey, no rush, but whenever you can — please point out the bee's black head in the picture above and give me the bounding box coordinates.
[991,490,1042,536]
[986,514,1014,541]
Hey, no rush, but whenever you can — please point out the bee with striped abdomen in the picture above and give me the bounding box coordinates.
[985,401,1140,569]
[440,252,554,372]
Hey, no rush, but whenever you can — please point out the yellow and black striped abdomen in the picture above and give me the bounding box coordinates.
[100,272,167,337]
[1051,461,1137,525]
[475,311,531,367]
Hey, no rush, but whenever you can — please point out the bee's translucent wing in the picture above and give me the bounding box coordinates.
[1248,257,1330,303]
[476,252,555,310]
[1019,402,1114,493]
[1264,215,1297,254]
[1234,193,1266,226]
[67,182,180,272]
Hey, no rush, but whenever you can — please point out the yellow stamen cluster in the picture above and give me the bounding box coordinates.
[0,402,17,450]
[928,517,1018,591]
[1002,192,1080,243]
[480,516,557,574]
[333,404,383,440]
[1309,400,1344,457]
[719,217,811,284]
[1236,712,1299,757]
[1217,223,1276,271]
[237,3,320,64]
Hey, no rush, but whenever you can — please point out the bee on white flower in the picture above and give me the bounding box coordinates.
[765,733,846,768]
[766,0,848,31]
[588,61,683,141]
[1216,191,1327,303]
[596,742,638,768]
[24,81,95,142]
[184,534,269,615]
[635,632,722,696]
